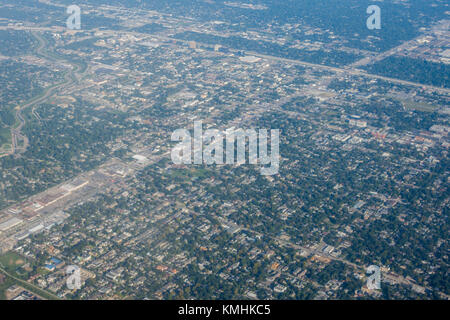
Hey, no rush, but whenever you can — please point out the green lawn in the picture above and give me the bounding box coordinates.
[0,269,60,300]
[0,275,15,300]
[0,251,26,272]
[0,126,11,151]
[0,252,60,300]
[402,100,438,112]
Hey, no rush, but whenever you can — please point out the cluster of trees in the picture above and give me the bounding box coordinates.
[0,101,135,209]
[0,30,36,56]
[365,56,450,88]
[360,97,442,132]
[0,61,48,108]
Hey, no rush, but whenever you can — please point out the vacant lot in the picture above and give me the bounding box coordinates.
[0,252,25,272]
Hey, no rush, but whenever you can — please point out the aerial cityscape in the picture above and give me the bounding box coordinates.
[0,0,448,302]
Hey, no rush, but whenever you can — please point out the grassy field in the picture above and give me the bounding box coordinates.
[0,269,59,300]
[0,145,12,157]
[0,251,25,273]
[0,126,11,152]
[0,252,60,300]
[401,100,439,112]
[0,275,16,300]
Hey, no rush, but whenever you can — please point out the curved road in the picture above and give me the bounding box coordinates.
[11,31,85,154]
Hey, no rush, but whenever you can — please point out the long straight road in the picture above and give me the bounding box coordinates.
[142,31,450,96]
[0,265,60,300]
[2,24,449,97]
[245,51,450,96]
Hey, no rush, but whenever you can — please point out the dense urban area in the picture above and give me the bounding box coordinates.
[0,0,448,300]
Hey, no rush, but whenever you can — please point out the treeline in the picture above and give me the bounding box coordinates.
[364,56,450,89]
[0,30,36,56]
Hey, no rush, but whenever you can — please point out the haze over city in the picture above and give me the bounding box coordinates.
[0,0,448,304]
